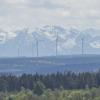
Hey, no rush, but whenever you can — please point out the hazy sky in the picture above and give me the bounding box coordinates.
[0,0,100,31]
[0,0,100,57]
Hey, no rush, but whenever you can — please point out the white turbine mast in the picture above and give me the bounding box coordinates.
[17,28,29,57]
[56,32,59,56]
[33,35,41,57]
[81,37,84,55]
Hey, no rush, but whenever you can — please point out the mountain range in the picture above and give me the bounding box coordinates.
[0,25,100,57]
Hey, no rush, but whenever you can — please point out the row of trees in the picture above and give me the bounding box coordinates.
[0,70,100,95]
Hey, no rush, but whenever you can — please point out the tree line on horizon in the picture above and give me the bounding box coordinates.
[0,70,100,95]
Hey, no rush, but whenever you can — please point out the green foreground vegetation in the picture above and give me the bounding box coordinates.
[1,71,100,100]
[1,87,100,100]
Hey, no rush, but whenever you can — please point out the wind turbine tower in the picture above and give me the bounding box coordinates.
[33,34,41,57]
[18,46,20,57]
[36,39,39,57]
[81,38,84,55]
[56,32,59,56]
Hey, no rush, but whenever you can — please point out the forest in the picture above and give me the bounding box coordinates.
[0,71,100,92]
[0,71,100,99]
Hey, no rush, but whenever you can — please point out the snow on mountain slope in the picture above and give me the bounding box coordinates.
[0,26,100,56]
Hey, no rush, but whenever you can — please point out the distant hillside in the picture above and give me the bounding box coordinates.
[0,54,100,75]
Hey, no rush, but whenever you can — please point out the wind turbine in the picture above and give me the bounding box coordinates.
[36,39,39,57]
[17,28,29,57]
[81,37,84,55]
[17,46,20,57]
[32,33,44,57]
[16,36,21,57]
[56,32,59,56]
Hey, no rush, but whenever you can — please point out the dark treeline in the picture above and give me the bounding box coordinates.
[0,71,100,94]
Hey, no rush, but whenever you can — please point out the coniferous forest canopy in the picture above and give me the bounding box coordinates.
[0,71,100,100]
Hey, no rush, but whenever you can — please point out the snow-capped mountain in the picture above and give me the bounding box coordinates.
[0,25,100,57]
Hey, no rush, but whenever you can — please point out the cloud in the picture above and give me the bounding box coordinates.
[90,41,100,48]
[0,0,100,32]
[0,31,17,44]
[0,0,100,50]
[7,32,17,39]
[0,32,7,43]
[59,38,76,51]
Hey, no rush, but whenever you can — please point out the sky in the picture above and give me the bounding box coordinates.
[0,0,100,31]
[0,0,100,56]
